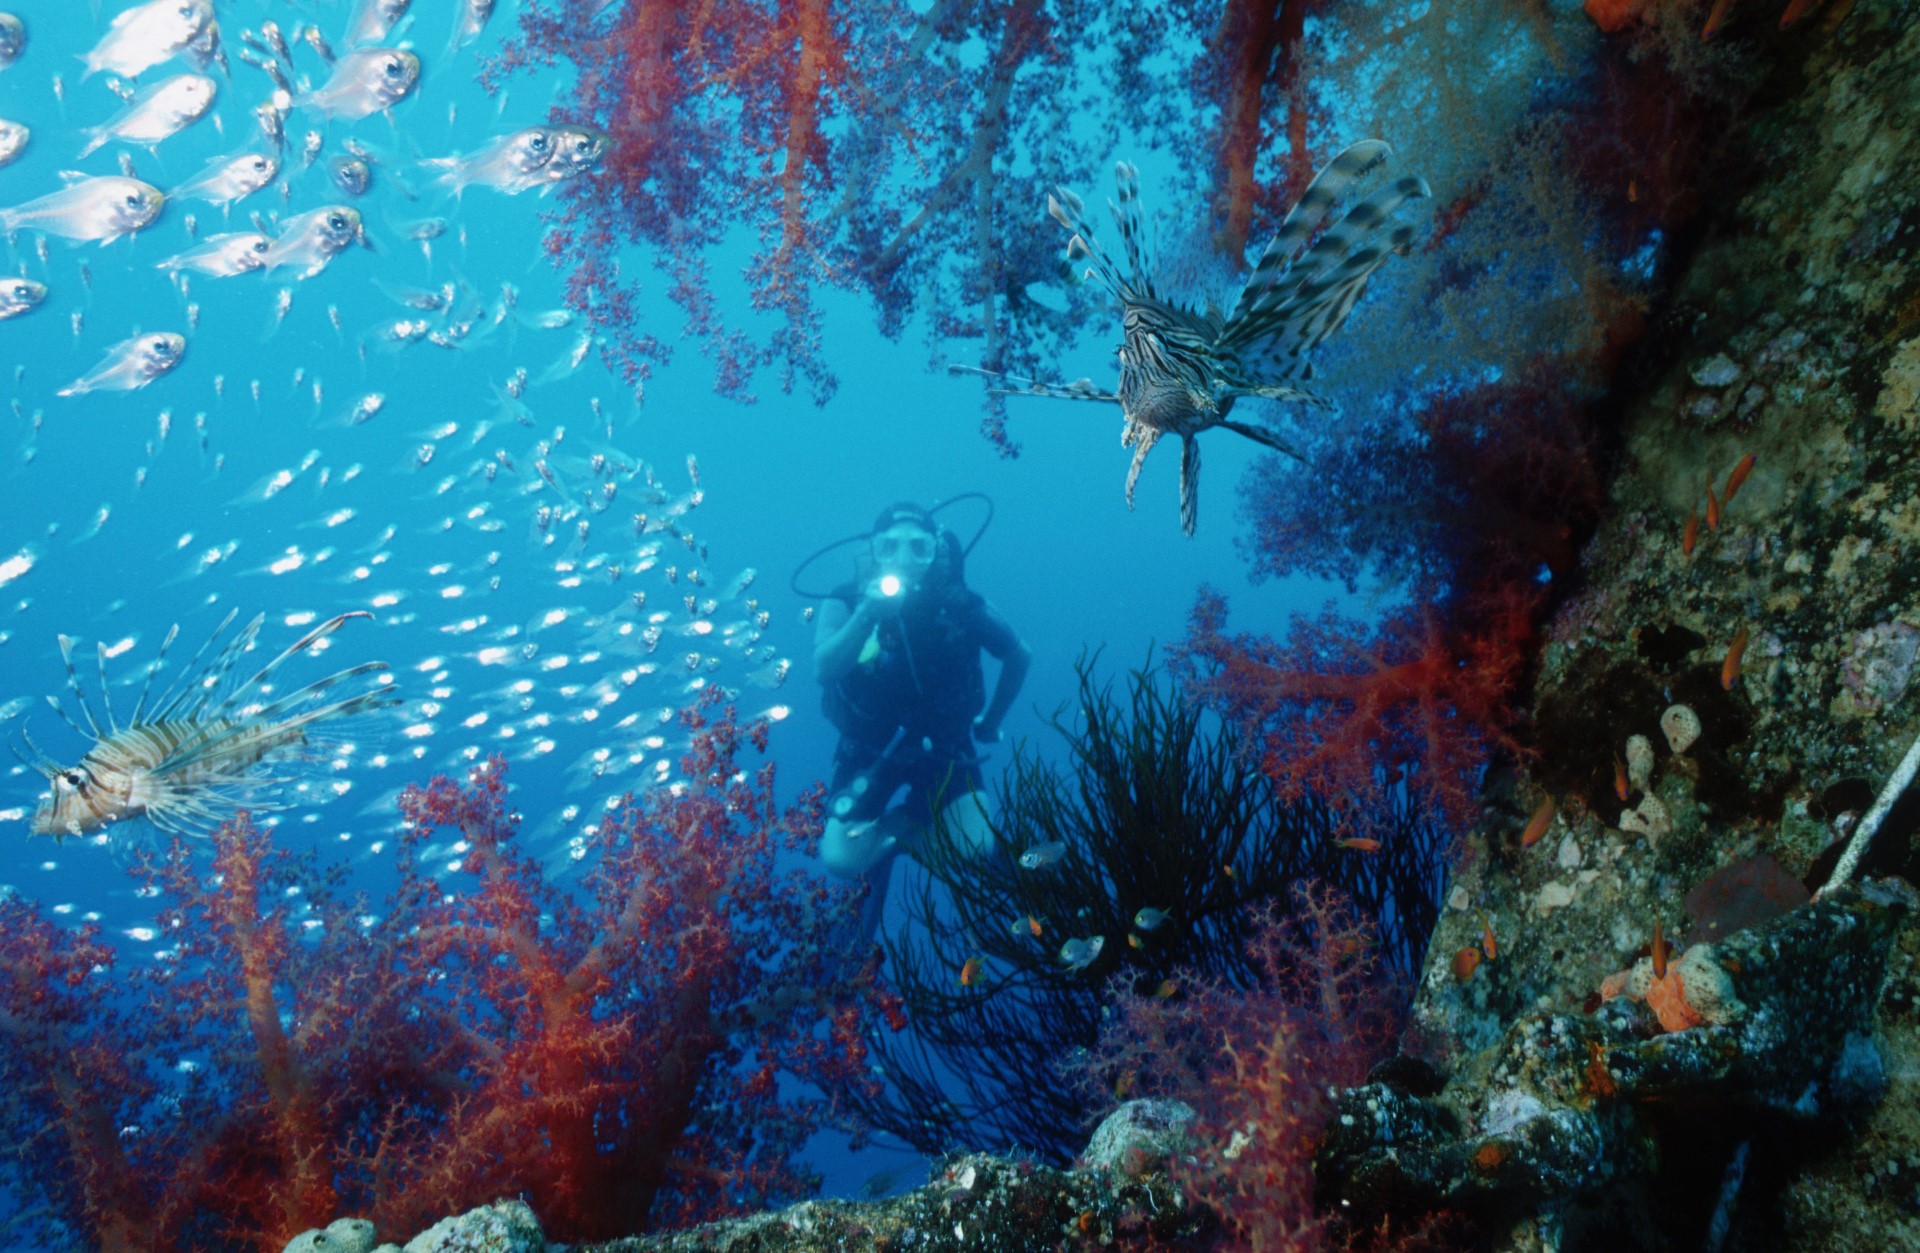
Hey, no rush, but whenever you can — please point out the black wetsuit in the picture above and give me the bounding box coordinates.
[822,580,1021,836]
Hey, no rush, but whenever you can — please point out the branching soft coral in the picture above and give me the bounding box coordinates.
[1088,884,1409,1253]
[0,703,882,1251]
[1172,586,1534,830]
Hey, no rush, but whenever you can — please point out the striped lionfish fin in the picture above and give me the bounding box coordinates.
[147,610,258,722]
[1178,435,1200,537]
[127,624,181,727]
[246,660,396,724]
[1108,161,1158,301]
[1238,222,1421,377]
[1228,140,1392,327]
[946,364,1121,404]
[11,726,61,780]
[1220,141,1429,375]
[149,688,396,781]
[1047,185,1132,303]
[229,611,376,709]
[1123,425,1161,508]
[1227,379,1334,411]
[1218,418,1307,462]
[54,635,105,738]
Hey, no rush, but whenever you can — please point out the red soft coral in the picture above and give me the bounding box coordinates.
[1173,586,1533,830]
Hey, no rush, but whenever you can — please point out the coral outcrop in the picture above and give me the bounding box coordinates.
[1318,5,1920,1249]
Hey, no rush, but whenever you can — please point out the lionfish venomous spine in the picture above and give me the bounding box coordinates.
[956,140,1429,534]
[16,609,398,840]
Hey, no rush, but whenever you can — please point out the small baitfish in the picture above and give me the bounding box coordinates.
[423,126,556,196]
[1058,936,1105,972]
[261,206,365,279]
[172,151,280,208]
[84,0,214,79]
[346,0,413,48]
[0,12,22,71]
[156,231,270,277]
[451,0,496,52]
[0,118,27,168]
[329,155,372,197]
[57,332,185,396]
[1018,839,1066,869]
[0,275,46,320]
[78,73,217,158]
[539,125,612,189]
[0,175,165,243]
[296,47,420,120]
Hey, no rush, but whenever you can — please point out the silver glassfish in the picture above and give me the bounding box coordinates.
[156,231,270,277]
[451,0,495,52]
[0,118,27,169]
[173,151,280,208]
[422,126,555,197]
[84,0,213,79]
[539,125,612,189]
[347,0,413,48]
[58,332,186,396]
[0,276,46,320]
[78,73,217,158]
[0,13,23,71]
[261,206,365,279]
[296,47,420,120]
[0,176,165,243]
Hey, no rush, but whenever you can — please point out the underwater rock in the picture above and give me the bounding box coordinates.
[1318,879,1914,1217]
[329,1115,1209,1253]
[284,1218,377,1253]
[1081,1097,1199,1177]
[380,1199,542,1253]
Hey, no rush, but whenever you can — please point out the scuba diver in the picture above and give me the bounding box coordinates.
[804,499,1031,942]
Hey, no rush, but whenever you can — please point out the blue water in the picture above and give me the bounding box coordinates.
[0,0,1341,1223]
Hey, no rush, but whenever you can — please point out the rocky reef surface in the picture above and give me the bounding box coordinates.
[1316,4,1920,1249]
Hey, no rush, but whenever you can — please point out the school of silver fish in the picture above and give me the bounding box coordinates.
[0,1,797,927]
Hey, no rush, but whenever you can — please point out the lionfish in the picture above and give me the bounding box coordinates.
[955,140,1429,534]
[15,610,398,840]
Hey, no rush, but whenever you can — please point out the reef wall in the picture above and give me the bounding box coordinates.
[1321,4,1920,1249]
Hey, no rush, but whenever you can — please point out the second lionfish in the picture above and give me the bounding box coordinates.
[957,140,1429,534]
[16,610,398,840]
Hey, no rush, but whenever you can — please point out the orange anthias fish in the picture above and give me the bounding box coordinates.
[1724,452,1757,501]
[1721,624,1750,690]
[959,956,985,988]
[1521,795,1556,848]
[1337,837,1381,853]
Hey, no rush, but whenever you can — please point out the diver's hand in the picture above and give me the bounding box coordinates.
[972,716,1002,744]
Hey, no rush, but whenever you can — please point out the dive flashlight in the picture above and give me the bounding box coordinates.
[878,573,903,597]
